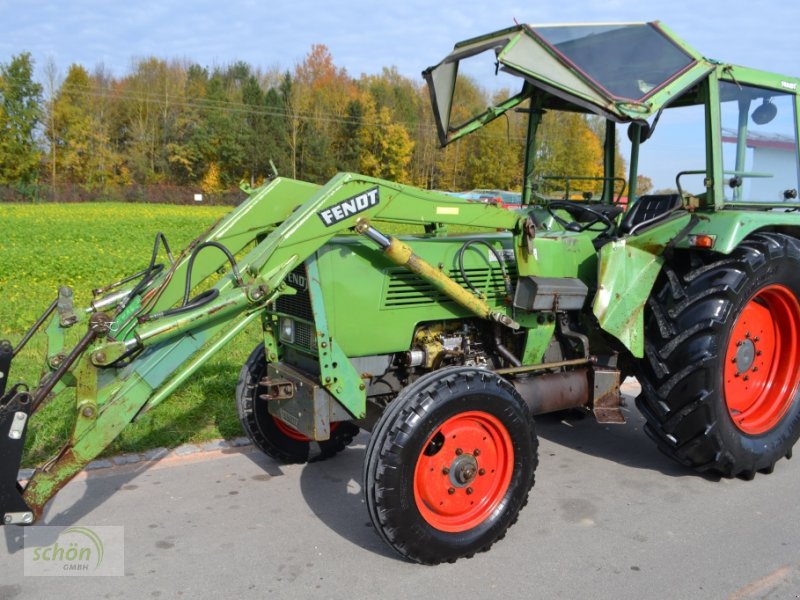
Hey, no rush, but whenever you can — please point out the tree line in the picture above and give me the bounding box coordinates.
[0,47,624,202]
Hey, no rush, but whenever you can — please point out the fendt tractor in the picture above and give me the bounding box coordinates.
[3,22,800,564]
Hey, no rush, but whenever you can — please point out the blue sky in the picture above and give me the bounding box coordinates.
[2,0,800,189]
[3,1,799,84]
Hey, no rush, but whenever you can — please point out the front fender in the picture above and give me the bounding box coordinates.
[593,214,692,357]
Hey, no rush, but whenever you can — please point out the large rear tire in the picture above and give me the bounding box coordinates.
[637,233,800,478]
[364,367,537,564]
[235,343,358,463]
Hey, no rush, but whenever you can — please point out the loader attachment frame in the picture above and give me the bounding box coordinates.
[1,173,525,524]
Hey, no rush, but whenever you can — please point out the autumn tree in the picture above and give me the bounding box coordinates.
[47,64,126,189]
[0,53,43,185]
[358,96,414,182]
[535,112,605,197]
[292,45,357,182]
[636,174,654,195]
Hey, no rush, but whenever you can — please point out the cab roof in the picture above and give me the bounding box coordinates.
[423,21,714,146]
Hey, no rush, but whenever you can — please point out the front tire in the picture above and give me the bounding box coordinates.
[364,367,537,564]
[638,233,800,478]
[235,343,358,463]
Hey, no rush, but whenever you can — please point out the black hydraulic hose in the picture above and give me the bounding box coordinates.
[139,241,242,322]
[180,241,243,307]
[117,232,174,312]
[456,240,514,300]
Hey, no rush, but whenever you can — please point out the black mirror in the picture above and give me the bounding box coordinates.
[627,121,652,144]
[751,98,778,125]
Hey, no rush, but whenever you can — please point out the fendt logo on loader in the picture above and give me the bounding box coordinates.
[317,187,380,226]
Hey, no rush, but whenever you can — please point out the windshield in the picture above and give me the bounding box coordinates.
[531,24,695,101]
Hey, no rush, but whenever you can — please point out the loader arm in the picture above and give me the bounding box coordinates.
[1,172,524,525]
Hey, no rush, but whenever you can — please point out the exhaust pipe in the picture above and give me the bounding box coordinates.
[511,369,590,415]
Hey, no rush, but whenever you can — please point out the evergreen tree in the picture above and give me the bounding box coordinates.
[0,52,43,185]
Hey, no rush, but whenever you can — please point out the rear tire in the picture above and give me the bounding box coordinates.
[235,343,358,463]
[637,233,800,478]
[363,367,537,564]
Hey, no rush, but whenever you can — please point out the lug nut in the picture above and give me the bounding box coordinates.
[473,449,480,456]
[478,468,486,476]
[743,375,749,381]
[442,467,450,475]
[466,487,473,495]
[752,367,758,372]
[455,448,463,456]
[448,487,455,495]
[745,332,751,338]
[731,357,737,363]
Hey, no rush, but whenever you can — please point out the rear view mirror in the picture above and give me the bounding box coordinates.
[751,98,778,125]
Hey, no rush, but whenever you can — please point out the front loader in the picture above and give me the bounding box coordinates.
[4,21,800,564]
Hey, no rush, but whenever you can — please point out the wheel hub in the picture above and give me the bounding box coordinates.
[449,454,478,487]
[734,337,756,373]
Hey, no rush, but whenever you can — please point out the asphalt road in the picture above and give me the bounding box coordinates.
[2,384,800,600]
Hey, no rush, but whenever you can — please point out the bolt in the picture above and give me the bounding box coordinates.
[734,372,740,378]
[442,467,450,475]
[731,357,737,363]
[745,332,751,338]
[466,487,473,495]
[752,367,758,372]
[15,413,25,420]
[743,375,750,382]
[448,487,455,495]
[3,515,10,524]
[325,376,332,383]
[756,351,763,356]
[455,448,463,455]
[82,406,95,418]
[358,383,366,391]
[321,342,328,348]
[473,449,480,457]
[478,468,486,476]
[94,352,106,363]
[737,341,743,347]
[754,336,760,342]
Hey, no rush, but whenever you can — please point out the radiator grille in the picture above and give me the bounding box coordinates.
[275,265,314,321]
[273,264,316,351]
[382,266,516,308]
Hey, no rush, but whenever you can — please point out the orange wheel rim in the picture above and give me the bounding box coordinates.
[272,417,339,442]
[724,284,800,434]
[413,411,514,533]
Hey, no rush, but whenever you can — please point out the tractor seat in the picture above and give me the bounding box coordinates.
[618,194,683,236]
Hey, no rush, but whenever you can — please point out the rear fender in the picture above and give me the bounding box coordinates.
[593,214,692,357]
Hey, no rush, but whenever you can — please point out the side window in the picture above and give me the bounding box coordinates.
[621,102,708,197]
[720,81,800,203]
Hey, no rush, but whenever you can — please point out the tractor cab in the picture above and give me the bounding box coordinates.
[424,21,800,239]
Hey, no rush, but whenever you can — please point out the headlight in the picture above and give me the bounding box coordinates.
[279,317,295,343]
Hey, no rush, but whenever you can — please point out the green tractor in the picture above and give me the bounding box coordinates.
[3,22,800,564]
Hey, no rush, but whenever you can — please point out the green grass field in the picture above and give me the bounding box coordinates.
[1,202,261,466]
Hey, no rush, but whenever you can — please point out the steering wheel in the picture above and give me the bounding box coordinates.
[546,201,615,234]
